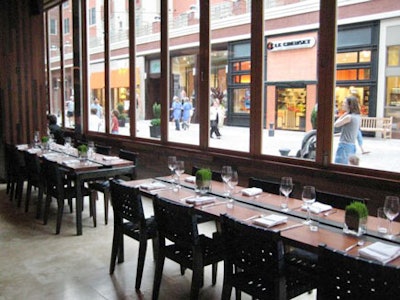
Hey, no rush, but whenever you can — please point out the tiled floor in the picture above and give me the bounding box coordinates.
[0,183,316,300]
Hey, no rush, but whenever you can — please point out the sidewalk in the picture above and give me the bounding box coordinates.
[119,120,400,173]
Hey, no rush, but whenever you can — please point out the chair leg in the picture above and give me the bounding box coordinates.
[152,236,159,261]
[36,187,44,219]
[117,231,124,263]
[212,262,218,285]
[9,180,15,201]
[25,182,32,212]
[16,178,24,207]
[135,235,148,290]
[90,193,97,228]
[152,250,165,300]
[43,194,52,225]
[104,190,110,225]
[109,229,121,274]
[55,198,65,234]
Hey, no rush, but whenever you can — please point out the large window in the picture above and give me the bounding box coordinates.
[44,1,400,174]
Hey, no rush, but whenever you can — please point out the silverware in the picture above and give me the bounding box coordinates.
[276,223,304,232]
[244,214,264,221]
[344,240,365,252]
[201,202,227,209]
[324,209,337,216]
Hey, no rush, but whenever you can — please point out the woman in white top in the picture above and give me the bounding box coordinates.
[210,99,222,139]
[334,96,361,164]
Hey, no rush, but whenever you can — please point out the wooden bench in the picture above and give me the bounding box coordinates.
[360,116,393,139]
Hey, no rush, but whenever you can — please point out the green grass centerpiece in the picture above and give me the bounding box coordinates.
[195,168,212,195]
[344,201,368,236]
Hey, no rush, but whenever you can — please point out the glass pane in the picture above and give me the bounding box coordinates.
[387,46,400,66]
[211,1,251,152]
[87,0,105,133]
[167,1,199,146]
[136,1,162,139]
[48,6,65,127]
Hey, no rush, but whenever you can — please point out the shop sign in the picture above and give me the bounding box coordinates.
[267,37,316,51]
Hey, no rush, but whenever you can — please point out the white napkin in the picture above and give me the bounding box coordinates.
[62,159,80,165]
[17,144,29,150]
[184,176,196,183]
[253,214,288,228]
[358,242,400,264]
[28,148,41,154]
[242,187,263,196]
[186,196,216,206]
[140,182,167,190]
[302,202,333,213]
[103,156,120,161]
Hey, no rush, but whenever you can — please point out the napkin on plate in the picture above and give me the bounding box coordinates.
[186,196,216,206]
[103,156,120,161]
[140,182,167,190]
[184,176,196,183]
[242,187,263,197]
[358,242,400,264]
[302,202,333,213]
[253,214,288,228]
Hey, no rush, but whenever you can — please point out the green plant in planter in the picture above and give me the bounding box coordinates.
[77,144,88,154]
[344,201,368,235]
[41,136,49,143]
[195,168,212,186]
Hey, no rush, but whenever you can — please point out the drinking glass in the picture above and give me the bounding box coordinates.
[383,196,400,239]
[221,165,233,196]
[33,131,40,148]
[280,177,293,212]
[227,170,238,208]
[64,137,72,156]
[87,141,96,159]
[168,156,177,180]
[302,186,316,225]
[174,160,185,189]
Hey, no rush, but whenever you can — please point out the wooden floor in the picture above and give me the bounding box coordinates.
[0,183,316,299]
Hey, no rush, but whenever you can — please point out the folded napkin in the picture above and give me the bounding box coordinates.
[358,242,400,264]
[302,202,333,214]
[242,187,263,197]
[253,214,288,228]
[17,144,29,150]
[28,148,41,154]
[184,176,196,183]
[62,159,80,165]
[140,182,167,190]
[103,156,120,161]
[42,152,60,159]
[186,196,216,206]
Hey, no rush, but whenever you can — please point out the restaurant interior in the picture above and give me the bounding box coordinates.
[1,1,400,299]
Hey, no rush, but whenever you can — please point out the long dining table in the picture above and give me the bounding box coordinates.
[124,173,400,267]
[17,143,135,235]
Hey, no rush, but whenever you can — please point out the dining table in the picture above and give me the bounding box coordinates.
[124,173,400,267]
[17,143,135,235]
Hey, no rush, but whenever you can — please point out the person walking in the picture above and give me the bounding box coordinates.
[111,110,119,134]
[171,96,182,131]
[65,96,74,126]
[334,96,361,164]
[181,97,192,130]
[210,99,222,139]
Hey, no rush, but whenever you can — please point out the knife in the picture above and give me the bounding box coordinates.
[201,202,227,209]
[276,223,304,232]
[324,209,337,216]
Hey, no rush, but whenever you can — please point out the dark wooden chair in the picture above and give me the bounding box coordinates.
[192,165,223,182]
[109,179,158,290]
[316,190,367,210]
[248,176,281,195]
[118,149,138,180]
[152,196,224,300]
[95,144,112,155]
[42,158,96,234]
[220,213,316,300]
[24,151,45,217]
[8,145,28,206]
[317,244,400,299]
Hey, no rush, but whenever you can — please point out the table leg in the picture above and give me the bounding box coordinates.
[75,176,83,235]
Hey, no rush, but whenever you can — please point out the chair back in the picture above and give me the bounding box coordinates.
[95,144,112,155]
[192,165,223,182]
[153,196,199,248]
[118,149,138,179]
[316,190,366,210]
[24,151,42,184]
[248,176,281,195]
[42,158,66,198]
[109,180,145,227]
[220,213,284,274]
[317,245,400,298]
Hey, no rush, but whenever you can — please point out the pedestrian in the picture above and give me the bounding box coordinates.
[66,96,74,126]
[111,110,119,134]
[171,96,182,131]
[357,130,370,154]
[91,98,103,119]
[181,97,192,130]
[47,114,64,145]
[334,96,361,164]
[89,108,102,132]
[210,99,222,139]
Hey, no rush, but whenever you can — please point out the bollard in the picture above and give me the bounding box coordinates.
[268,122,275,137]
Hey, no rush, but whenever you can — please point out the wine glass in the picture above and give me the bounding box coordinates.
[383,196,400,239]
[227,170,238,208]
[302,186,316,225]
[174,160,185,189]
[221,165,233,196]
[168,156,177,180]
[87,141,96,160]
[280,177,293,212]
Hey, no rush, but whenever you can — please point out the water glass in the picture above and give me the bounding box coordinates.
[377,207,388,234]
[280,177,293,212]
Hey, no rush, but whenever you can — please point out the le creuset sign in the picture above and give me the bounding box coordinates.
[267,37,316,51]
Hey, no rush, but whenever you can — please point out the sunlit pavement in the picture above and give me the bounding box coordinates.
[118,120,400,173]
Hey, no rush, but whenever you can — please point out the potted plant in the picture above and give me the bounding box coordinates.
[41,136,50,150]
[150,102,161,138]
[343,201,368,236]
[195,168,212,195]
[117,103,127,127]
[77,144,88,162]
